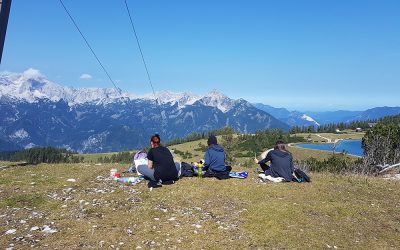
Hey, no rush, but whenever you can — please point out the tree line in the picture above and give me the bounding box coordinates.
[165,127,236,146]
[96,151,133,164]
[0,147,83,164]
[289,120,375,134]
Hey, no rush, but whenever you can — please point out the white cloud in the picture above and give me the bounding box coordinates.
[23,68,44,79]
[80,73,93,80]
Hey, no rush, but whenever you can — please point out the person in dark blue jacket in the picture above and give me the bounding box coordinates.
[254,140,294,182]
[202,135,231,178]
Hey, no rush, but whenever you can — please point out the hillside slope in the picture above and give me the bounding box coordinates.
[0,162,399,249]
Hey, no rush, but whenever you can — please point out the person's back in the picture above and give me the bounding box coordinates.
[204,135,227,173]
[264,149,293,181]
[137,134,181,187]
[255,140,294,182]
[147,146,178,181]
[204,144,226,172]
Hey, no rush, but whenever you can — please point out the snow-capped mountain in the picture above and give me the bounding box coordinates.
[141,91,200,108]
[198,90,236,113]
[0,69,288,152]
[0,69,241,113]
[253,103,320,127]
[301,114,320,126]
[0,69,137,105]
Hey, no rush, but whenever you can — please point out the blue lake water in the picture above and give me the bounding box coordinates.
[295,139,363,157]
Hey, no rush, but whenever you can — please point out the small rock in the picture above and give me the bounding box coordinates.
[168,217,176,221]
[42,225,57,234]
[30,226,39,231]
[66,179,76,182]
[5,229,17,235]
[99,241,105,247]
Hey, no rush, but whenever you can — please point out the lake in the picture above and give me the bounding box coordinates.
[295,139,363,157]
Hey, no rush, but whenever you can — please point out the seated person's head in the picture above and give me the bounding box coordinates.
[274,140,286,151]
[150,134,161,148]
[207,135,218,146]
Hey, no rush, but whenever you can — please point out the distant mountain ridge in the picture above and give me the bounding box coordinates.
[254,103,400,126]
[253,103,320,127]
[1,69,399,153]
[0,69,288,152]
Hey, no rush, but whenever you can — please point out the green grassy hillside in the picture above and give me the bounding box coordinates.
[1,132,398,249]
[0,162,399,249]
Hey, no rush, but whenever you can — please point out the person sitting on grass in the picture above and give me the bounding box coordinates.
[202,135,231,179]
[137,134,181,188]
[254,140,294,182]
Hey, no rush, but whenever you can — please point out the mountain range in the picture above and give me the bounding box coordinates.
[1,69,399,153]
[0,69,288,152]
[253,103,400,126]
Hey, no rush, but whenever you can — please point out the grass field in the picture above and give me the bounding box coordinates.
[168,139,208,163]
[1,161,399,249]
[293,130,365,143]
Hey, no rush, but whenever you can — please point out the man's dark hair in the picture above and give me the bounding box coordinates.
[207,135,218,146]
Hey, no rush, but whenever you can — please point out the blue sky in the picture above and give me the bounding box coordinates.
[1,0,400,111]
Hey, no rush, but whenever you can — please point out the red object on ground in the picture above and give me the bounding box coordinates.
[114,172,121,178]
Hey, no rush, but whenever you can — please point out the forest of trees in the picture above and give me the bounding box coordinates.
[96,151,133,164]
[0,147,83,164]
[362,115,400,168]
[289,120,374,134]
[165,127,236,146]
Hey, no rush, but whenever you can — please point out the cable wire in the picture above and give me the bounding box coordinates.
[124,0,158,105]
[59,0,122,95]
[124,0,167,136]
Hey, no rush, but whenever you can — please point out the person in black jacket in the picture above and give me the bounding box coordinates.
[254,140,294,182]
[137,134,180,187]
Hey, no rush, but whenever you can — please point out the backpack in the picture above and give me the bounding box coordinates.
[293,168,311,183]
[180,162,194,177]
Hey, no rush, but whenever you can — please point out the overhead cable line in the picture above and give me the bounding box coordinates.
[58,0,122,95]
[124,0,167,136]
[124,0,158,105]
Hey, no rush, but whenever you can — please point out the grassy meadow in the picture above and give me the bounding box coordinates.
[1,133,399,249]
[292,130,365,143]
